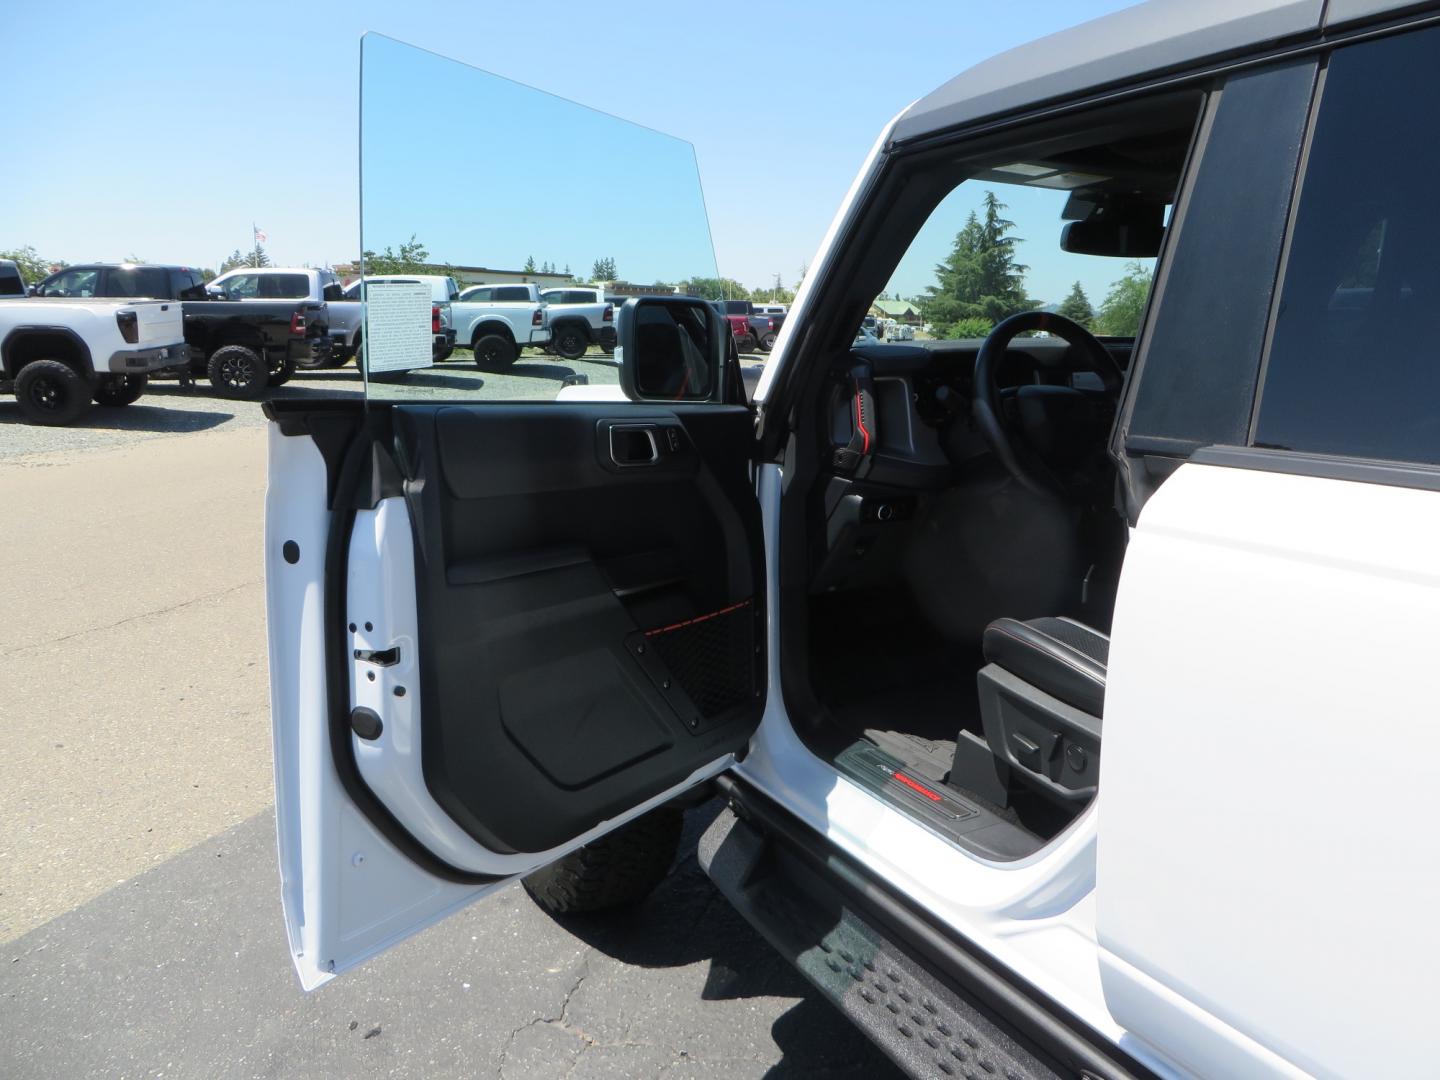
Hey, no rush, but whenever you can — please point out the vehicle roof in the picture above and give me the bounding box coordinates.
[214,266,324,276]
[50,262,195,271]
[891,0,1429,143]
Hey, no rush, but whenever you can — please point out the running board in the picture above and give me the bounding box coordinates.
[699,801,1062,1079]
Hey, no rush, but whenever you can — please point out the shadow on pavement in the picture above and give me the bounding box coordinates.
[550,799,903,1078]
[0,401,235,432]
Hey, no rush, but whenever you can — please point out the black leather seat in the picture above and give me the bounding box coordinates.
[982,616,1108,716]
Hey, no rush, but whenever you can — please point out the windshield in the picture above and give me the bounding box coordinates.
[879,174,1160,345]
[359,34,718,401]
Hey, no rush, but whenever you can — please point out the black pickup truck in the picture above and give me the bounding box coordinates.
[31,262,331,399]
[179,299,330,399]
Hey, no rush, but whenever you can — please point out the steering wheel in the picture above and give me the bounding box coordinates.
[972,311,1123,500]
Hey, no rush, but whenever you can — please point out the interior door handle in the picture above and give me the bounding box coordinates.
[609,424,660,466]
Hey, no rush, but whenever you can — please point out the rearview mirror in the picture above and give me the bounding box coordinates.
[616,296,727,402]
[1060,196,1165,257]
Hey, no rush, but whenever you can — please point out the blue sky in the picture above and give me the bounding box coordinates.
[3,0,1139,302]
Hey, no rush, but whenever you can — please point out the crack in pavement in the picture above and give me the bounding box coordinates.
[6,578,262,657]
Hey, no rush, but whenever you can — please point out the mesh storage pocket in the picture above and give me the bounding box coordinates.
[644,599,755,719]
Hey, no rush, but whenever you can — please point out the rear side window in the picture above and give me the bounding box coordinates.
[260,274,311,299]
[108,267,171,298]
[493,285,531,301]
[1255,27,1440,465]
[466,288,492,302]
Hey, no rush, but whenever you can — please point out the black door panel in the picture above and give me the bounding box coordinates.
[388,403,764,855]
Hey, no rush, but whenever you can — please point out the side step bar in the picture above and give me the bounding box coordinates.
[700,775,1156,1080]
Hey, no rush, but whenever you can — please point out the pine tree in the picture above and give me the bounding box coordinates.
[922,190,1034,337]
[524,255,537,273]
[1057,281,1095,327]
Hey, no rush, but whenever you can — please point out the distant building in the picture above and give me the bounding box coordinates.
[870,298,923,325]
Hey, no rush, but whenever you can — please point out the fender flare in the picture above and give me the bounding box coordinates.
[1,325,95,379]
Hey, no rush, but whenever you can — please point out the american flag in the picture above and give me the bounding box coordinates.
[253,225,267,243]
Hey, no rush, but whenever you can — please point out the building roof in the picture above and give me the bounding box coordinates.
[872,299,920,316]
[891,0,1430,145]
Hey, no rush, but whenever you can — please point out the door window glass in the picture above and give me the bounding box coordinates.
[40,268,98,297]
[220,274,259,299]
[359,34,719,401]
[1256,26,1440,464]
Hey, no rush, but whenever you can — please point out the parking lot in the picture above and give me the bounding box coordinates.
[0,356,896,1079]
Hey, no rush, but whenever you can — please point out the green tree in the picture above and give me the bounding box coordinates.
[681,276,750,301]
[1094,262,1153,336]
[219,247,271,273]
[591,256,617,281]
[563,263,571,276]
[362,234,429,275]
[1056,281,1095,327]
[949,317,994,339]
[0,245,63,285]
[923,190,1035,337]
[523,255,537,273]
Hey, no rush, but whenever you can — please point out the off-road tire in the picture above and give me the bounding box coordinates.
[435,347,455,363]
[15,359,91,425]
[93,373,148,407]
[760,331,777,352]
[552,323,589,361]
[522,806,684,915]
[207,345,268,400]
[736,332,757,354]
[473,332,517,372]
[269,352,296,387]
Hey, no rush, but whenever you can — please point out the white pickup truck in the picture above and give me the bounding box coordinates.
[208,267,356,369]
[0,297,188,424]
[452,282,552,369]
[538,285,616,358]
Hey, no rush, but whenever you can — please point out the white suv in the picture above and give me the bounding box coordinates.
[262,4,1440,1077]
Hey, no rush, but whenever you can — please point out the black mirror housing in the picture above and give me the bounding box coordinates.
[616,296,729,402]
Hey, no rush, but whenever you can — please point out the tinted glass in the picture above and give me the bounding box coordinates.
[109,267,171,298]
[261,273,311,299]
[1127,61,1316,450]
[360,34,718,400]
[1256,28,1440,464]
[0,267,24,295]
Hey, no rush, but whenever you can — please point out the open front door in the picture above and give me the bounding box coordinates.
[266,400,763,989]
[265,35,763,990]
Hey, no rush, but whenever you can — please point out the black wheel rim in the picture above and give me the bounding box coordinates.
[27,375,64,411]
[559,331,582,355]
[479,342,502,364]
[222,355,257,388]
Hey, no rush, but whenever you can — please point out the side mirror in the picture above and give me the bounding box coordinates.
[322,283,344,302]
[206,285,226,299]
[616,296,728,402]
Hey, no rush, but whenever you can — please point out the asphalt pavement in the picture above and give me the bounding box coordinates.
[0,369,899,1080]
